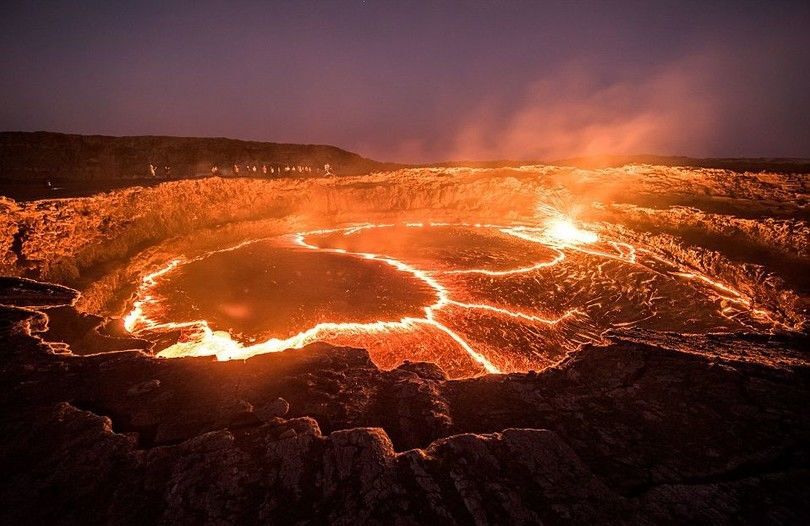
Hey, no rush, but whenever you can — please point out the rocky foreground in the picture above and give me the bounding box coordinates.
[1,277,808,525]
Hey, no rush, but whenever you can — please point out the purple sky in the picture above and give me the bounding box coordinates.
[2,1,809,162]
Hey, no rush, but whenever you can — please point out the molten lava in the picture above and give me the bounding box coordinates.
[545,218,600,245]
[123,218,787,378]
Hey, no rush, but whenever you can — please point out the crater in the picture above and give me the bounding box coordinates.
[124,222,785,378]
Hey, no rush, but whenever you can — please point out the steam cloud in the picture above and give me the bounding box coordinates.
[389,46,809,163]
[450,58,719,161]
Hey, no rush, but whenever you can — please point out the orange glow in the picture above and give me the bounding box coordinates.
[545,217,599,245]
[122,220,788,374]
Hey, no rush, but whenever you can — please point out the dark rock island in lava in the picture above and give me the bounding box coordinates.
[1,133,808,523]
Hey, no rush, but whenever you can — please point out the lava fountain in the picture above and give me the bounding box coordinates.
[545,217,599,245]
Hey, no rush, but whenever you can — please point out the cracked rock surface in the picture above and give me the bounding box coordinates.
[1,277,808,524]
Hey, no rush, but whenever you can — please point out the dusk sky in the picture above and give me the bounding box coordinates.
[2,1,809,162]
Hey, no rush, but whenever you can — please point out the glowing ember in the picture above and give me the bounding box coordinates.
[545,218,599,245]
[123,221,787,377]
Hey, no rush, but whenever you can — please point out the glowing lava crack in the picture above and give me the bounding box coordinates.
[123,219,787,376]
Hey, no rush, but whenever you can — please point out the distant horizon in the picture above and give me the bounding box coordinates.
[4,129,810,166]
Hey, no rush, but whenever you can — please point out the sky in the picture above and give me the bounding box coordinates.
[2,1,809,163]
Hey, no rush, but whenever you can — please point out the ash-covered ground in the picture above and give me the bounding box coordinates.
[1,164,808,524]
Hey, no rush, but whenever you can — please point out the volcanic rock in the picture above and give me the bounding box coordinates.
[0,159,808,523]
[0,277,808,524]
[256,397,290,421]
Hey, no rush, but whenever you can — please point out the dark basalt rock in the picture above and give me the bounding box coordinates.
[0,277,808,524]
[0,276,78,306]
[40,305,153,355]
